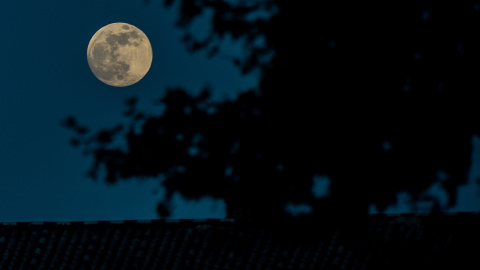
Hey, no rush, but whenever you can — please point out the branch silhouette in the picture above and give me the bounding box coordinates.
[63,1,480,218]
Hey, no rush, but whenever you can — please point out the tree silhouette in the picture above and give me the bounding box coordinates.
[63,1,480,219]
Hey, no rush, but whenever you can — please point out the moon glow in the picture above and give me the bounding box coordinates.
[87,23,152,87]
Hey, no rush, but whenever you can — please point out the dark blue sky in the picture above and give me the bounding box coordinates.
[0,0,258,221]
[0,0,479,222]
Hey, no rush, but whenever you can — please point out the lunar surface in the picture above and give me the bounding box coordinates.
[87,23,152,87]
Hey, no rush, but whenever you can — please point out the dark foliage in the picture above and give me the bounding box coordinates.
[63,1,480,218]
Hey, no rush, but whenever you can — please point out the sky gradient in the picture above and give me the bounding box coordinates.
[0,0,479,222]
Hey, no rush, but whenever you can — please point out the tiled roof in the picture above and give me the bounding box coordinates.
[1,213,479,269]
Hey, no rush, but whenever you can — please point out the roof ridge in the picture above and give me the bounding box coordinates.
[370,211,480,217]
[1,212,479,226]
[0,218,237,226]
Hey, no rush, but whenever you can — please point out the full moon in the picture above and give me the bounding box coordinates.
[87,22,153,87]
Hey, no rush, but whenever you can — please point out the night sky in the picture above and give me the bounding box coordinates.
[0,0,479,222]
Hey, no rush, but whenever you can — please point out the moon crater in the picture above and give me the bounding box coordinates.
[87,23,152,87]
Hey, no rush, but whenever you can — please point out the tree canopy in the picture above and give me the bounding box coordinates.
[63,1,480,219]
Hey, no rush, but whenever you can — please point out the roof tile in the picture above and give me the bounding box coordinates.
[1,214,480,269]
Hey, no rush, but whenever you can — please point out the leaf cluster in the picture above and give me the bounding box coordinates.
[64,1,480,218]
